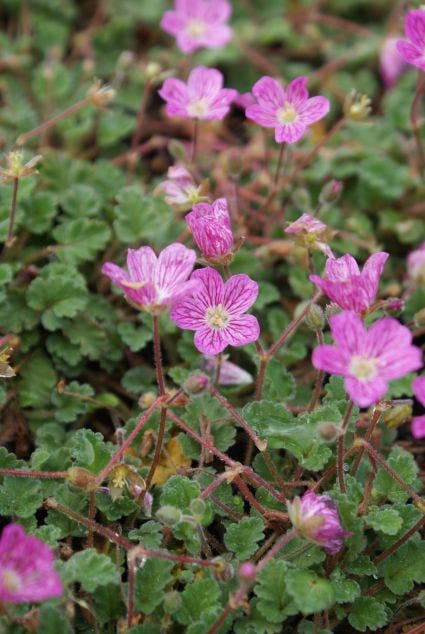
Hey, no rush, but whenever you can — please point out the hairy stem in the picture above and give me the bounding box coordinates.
[337,400,355,493]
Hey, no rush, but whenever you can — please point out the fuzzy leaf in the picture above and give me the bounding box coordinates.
[134,559,174,614]
[62,549,120,591]
[365,506,403,535]
[286,570,335,615]
[348,597,390,631]
[19,351,57,408]
[53,218,111,264]
[255,560,297,623]
[27,272,88,330]
[224,517,265,560]
[176,578,221,625]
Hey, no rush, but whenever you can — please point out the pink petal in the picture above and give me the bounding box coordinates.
[160,11,184,36]
[102,261,129,286]
[222,274,258,315]
[158,78,190,115]
[225,314,260,346]
[200,24,233,48]
[328,311,367,355]
[367,318,422,379]
[362,251,389,283]
[312,344,348,375]
[411,415,425,439]
[413,375,425,407]
[126,247,157,283]
[156,243,197,289]
[191,267,225,306]
[344,376,388,408]
[396,40,425,69]
[251,76,285,109]
[285,76,309,108]
[194,324,228,354]
[326,254,360,281]
[299,96,330,125]
[206,88,237,119]
[188,66,223,99]
[170,297,206,329]
[405,9,425,48]
[245,104,278,128]
[309,275,369,312]
[175,0,201,17]
[175,32,202,53]
[168,278,202,305]
[203,0,232,23]
[275,121,307,143]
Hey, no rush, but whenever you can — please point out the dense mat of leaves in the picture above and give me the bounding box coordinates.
[0,0,424,632]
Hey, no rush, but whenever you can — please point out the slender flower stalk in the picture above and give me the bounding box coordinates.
[337,400,354,493]
[0,468,68,479]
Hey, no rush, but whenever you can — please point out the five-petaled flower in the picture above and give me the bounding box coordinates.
[0,524,63,603]
[186,198,233,262]
[412,376,425,439]
[159,66,237,121]
[171,267,260,355]
[160,0,233,54]
[245,75,330,144]
[287,491,350,554]
[285,213,335,257]
[396,9,425,71]
[157,164,207,212]
[312,311,423,408]
[310,252,389,313]
[102,243,198,313]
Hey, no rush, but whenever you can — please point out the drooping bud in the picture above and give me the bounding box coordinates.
[319,180,343,206]
[67,467,97,490]
[183,371,209,394]
[304,304,325,331]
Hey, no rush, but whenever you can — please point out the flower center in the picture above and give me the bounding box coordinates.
[2,570,21,594]
[205,305,229,330]
[187,98,209,118]
[186,19,207,38]
[349,355,378,381]
[277,103,298,124]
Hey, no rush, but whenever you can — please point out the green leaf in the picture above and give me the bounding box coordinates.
[98,110,135,146]
[262,359,296,401]
[176,578,221,625]
[160,475,201,511]
[50,380,94,423]
[69,429,114,472]
[379,540,425,595]
[286,570,335,615]
[113,186,175,245]
[19,352,57,408]
[373,446,420,503]
[255,560,297,623]
[53,218,111,264]
[134,558,174,614]
[23,191,58,234]
[60,183,101,217]
[348,597,390,632]
[117,322,152,352]
[62,549,120,591]
[0,289,38,332]
[27,271,88,330]
[36,604,73,634]
[93,584,126,626]
[330,570,361,604]
[365,506,403,535]
[224,517,265,560]
[0,477,43,518]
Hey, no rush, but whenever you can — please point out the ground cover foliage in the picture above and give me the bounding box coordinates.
[0,0,424,632]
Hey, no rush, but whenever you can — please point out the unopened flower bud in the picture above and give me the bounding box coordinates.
[238,562,257,583]
[382,402,413,429]
[189,498,206,520]
[67,467,97,490]
[168,140,187,161]
[383,298,404,317]
[156,505,182,525]
[344,90,371,121]
[318,423,339,442]
[292,187,311,210]
[304,304,325,331]
[183,371,209,394]
[325,303,341,321]
[319,180,343,205]
[144,61,162,81]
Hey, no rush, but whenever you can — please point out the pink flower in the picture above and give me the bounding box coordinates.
[285,213,335,257]
[160,0,233,54]
[186,198,233,262]
[203,355,253,384]
[396,9,425,71]
[287,491,350,554]
[245,76,330,144]
[102,243,198,313]
[309,252,389,313]
[157,165,206,212]
[0,524,63,603]
[407,242,425,284]
[312,311,423,408]
[380,36,406,88]
[158,66,237,121]
[171,267,260,355]
[412,375,425,439]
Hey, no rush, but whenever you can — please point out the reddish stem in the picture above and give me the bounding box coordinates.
[0,468,68,479]
[337,400,355,493]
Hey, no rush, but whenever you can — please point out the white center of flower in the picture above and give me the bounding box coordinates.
[277,103,298,124]
[2,569,21,593]
[205,305,229,330]
[186,19,207,38]
[187,98,209,118]
[349,355,378,381]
